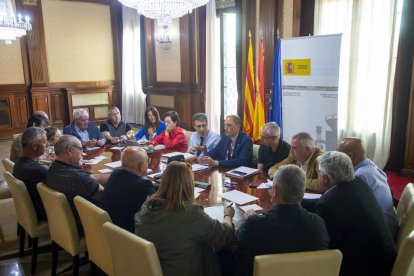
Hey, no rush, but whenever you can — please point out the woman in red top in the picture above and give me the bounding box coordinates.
[148,110,188,152]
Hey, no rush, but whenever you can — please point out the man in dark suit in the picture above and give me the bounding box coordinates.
[310,151,396,276]
[198,115,253,168]
[236,164,330,276]
[63,109,105,148]
[100,147,156,232]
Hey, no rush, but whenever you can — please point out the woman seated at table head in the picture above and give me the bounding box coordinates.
[135,106,166,141]
[135,161,235,276]
[37,126,62,164]
[147,110,189,152]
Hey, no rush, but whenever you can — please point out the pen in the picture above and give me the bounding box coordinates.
[228,202,233,207]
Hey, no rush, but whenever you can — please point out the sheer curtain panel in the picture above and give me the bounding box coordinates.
[122,6,146,125]
[314,0,402,168]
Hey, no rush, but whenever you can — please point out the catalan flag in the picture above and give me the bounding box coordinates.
[243,32,255,138]
[253,37,266,143]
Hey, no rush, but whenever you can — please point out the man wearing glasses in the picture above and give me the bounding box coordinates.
[46,135,107,235]
[187,113,220,156]
[257,122,290,176]
[101,147,156,233]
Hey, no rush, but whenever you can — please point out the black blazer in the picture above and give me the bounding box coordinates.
[316,177,396,276]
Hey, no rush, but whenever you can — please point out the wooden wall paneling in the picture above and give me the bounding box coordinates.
[0,85,29,137]
[179,15,191,84]
[300,0,315,36]
[292,0,302,37]
[14,95,29,128]
[277,0,284,38]
[18,0,49,86]
[259,0,278,95]
[110,0,123,109]
[31,87,50,117]
[49,88,67,126]
[402,59,414,178]
[144,18,157,87]
[241,0,256,117]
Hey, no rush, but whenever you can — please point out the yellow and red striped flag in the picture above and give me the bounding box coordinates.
[243,32,255,138]
[253,36,266,143]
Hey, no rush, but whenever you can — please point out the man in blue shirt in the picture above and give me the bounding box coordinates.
[64,109,105,148]
[199,115,253,168]
[187,113,220,156]
[338,137,399,238]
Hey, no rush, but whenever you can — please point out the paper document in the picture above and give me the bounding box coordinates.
[204,205,224,221]
[257,180,273,189]
[194,192,201,199]
[98,168,113,173]
[192,164,209,172]
[194,187,205,194]
[239,204,263,212]
[303,193,322,199]
[110,146,124,150]
[148,172,163,179]
[84,146,100,151]
[104,160,122,168]
[83,159,101,165]
[218,190,259,205]
[226,166,259,178]
[153,145,166,150]
[94,156,108,161]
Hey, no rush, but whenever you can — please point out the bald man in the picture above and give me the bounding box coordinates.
[100,147,156,232]
[338,137,398,238]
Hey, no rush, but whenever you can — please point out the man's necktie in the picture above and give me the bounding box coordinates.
[226,139,232,160]
[196,136,204,156]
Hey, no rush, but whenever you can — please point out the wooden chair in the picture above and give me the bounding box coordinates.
[37,183,87,276]
[102,222,163,276]
[392,231,414,276]
[2,157,15,173]
[396,183,414,251]
[397,183,414,224]
[253,249,343,276]
[0,158,14,199]
[74,196,113,275]
[3,172,49,275]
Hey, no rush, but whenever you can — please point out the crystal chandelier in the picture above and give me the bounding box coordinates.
[118,0,209,27]
[0,0,32,45]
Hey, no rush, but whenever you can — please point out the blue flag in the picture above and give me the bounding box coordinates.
[267,39,283,137]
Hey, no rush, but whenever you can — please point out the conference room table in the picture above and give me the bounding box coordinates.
[81,144,273,227]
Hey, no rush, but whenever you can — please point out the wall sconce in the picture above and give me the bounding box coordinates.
[155,25,172,51]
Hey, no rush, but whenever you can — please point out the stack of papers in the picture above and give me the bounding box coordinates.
[83,156,108,165]
[239,204,263,212]
[204,206,224,221]
[104,160,122,168]
[226,166,259,178]
[84,146,101,151]
[218,190,259,205]
[191,164,209,172]
[257,180,273,189]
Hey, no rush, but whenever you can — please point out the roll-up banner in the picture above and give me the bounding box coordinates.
[280,34,342,151]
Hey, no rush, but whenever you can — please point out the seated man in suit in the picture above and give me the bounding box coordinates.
[100,106,134,144]
[100,147,156,233]
[306,151,396,276]
[338,137,399,238]
[257,122,291,176]
[268,132,323,192]
[13,127,49,221]
[46,135,107,235]
[10,112,49,163]
[63,109,105,148]
[187,113,220,156]
[198,115,253,168]
[236,164,329,276]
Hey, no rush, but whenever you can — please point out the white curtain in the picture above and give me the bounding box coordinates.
[205,0,221,134]
[314,0,402,168]
[122,6,146,125]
